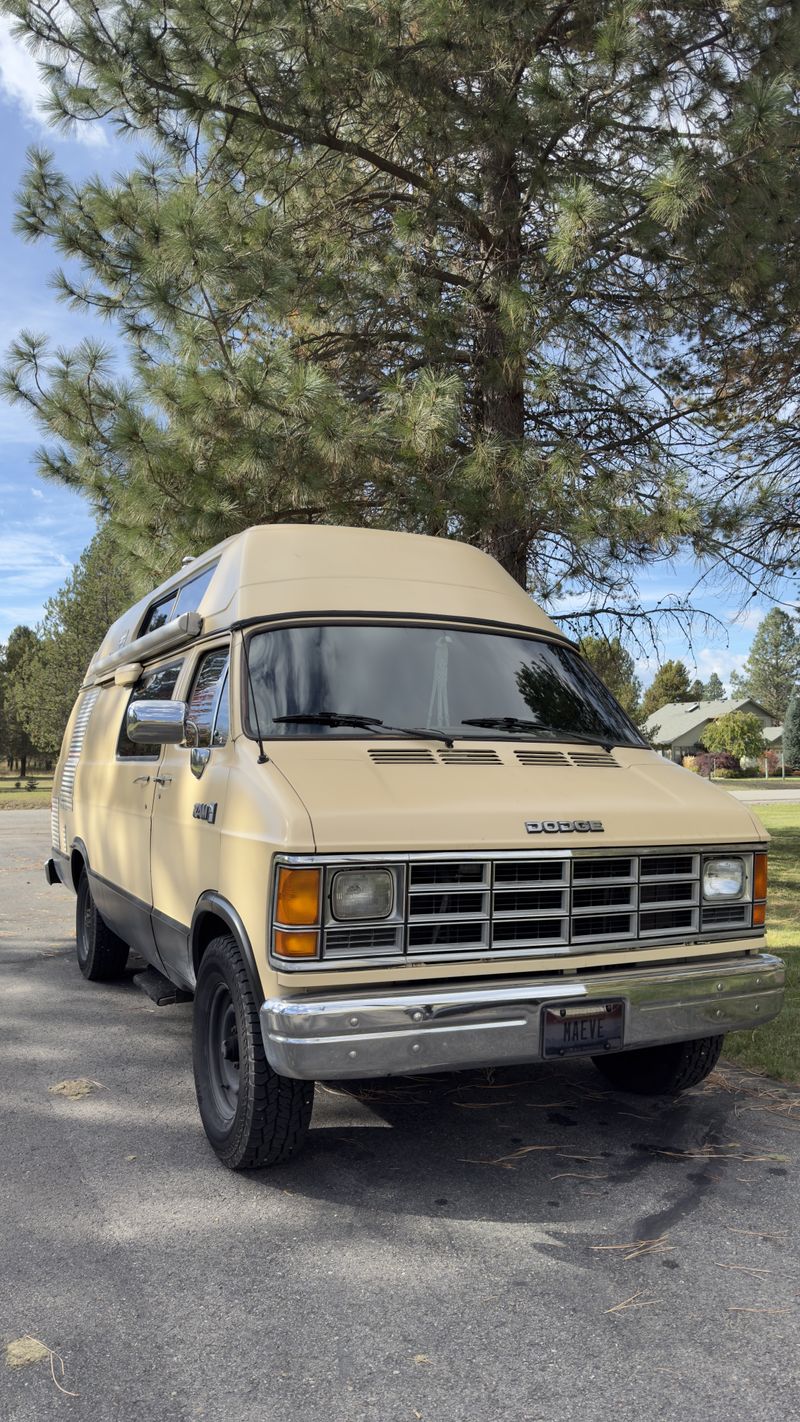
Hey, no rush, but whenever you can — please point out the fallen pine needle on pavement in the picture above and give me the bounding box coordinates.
[592,1234,673,1261]
[605,1292,658,1314]
[5,1335,78,1396]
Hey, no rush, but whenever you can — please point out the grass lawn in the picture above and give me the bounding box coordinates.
[717,777,800,791]
[723,802,800,1083]
[0,773,54,810]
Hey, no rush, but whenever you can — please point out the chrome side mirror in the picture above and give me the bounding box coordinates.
[127,700,188,745]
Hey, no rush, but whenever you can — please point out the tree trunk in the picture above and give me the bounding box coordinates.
[473,136,529,588]
[19,755,27,778]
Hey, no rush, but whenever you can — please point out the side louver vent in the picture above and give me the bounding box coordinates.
[438,749,503,766]
[59,688,100,812]
[368,748,437,765]
[515,750,571,767]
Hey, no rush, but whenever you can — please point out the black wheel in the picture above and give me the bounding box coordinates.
[75,870,130,981]
[193,935,314,1169]
[592,1035,724,1095]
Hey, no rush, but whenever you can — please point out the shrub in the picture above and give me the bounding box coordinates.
[26,779,37,791]
[682,755,700,773]
[759,749,781,777]
[713,767,738,779]
[694,751,740,778]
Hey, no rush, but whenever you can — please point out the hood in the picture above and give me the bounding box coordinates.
[263,740,766,853]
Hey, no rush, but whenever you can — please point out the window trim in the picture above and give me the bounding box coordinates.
[137,561,219,640]
[239,620,647,749]
[115,657,186,762]
[185,645,231,749]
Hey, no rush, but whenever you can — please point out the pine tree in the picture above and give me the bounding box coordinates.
[703,673,725,701]
[641,661,692,720]
[578,636,641,722]
[687,678,705,701]
[784,687,800,769]
[2,2,800,603]
[0,627,39,773]
[9,529,135,755]
[730,610,800,719]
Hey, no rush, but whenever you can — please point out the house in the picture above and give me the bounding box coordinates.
[643,698,781,763]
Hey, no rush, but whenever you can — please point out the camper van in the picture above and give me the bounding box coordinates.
[45,526,783,1168]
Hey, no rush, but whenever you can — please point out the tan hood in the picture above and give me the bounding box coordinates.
[264,741,766,853]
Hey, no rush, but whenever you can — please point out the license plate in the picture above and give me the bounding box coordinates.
[542,1000,624,1058]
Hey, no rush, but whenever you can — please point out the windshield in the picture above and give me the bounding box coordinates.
[244,624,645,747]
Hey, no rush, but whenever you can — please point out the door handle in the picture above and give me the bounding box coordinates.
[153,776,172,786]
[133,775,151,784]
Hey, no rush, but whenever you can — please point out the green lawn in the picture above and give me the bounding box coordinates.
[723,802,800,1083]
[717,777,800,791]
[0,773,54,810]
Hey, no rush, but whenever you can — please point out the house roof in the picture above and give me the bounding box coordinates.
[763,725,784,745]
[644,697,776,744]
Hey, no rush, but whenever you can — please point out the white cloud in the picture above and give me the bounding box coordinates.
[0,16,107,147]
[0,529,71,597]
[30,486,44,499]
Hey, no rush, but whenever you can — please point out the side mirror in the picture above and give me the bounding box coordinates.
[127,700,188,745]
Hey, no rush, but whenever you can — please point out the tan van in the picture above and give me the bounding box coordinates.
[45,525,784,1168]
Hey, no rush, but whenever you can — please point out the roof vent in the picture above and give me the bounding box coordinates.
[438,749,503,766]
[368,748,437,765]
[515,750,571,767]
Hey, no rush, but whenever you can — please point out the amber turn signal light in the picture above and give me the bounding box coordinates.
[752,902,766,928]
[276,866,321,926]
[274,929,319,959]
[753,853,768,903]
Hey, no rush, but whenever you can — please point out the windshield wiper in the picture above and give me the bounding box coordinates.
[273,712,454,747]
[461,716,615,751]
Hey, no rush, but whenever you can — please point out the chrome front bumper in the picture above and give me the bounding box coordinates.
[260,953,784,1080]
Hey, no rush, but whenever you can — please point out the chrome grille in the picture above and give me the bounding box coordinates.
[50,797,60,851]
[297,849,760,966]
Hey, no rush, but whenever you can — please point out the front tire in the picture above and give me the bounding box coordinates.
[75,870,130,981]
[193,935,314,1169]
[592,1035,724,1095]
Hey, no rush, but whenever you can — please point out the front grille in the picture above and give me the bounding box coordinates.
[311,849,755,962]
[702,904,749,928]
[324,926,402,958]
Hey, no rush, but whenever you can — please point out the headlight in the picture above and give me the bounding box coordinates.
[703,857,745,900]
[331,868,394,920]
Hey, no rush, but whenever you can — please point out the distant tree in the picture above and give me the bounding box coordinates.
[0,626,40,774]
[701,711,766,764]
[784,687,800,770]
[10,529,135,756]
[687,678,705,701]
[703,672,725,700]
[641,661,692,720]
[578,637,642,723]
[730,609,800,719]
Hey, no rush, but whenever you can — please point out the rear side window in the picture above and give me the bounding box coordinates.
[117,660,183,759]
[186,649,229,748]
[139,564,217,637]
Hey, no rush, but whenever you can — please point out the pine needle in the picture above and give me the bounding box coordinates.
[605,1291,658,1314]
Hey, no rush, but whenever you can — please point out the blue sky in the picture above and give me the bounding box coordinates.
[0,20,796,689]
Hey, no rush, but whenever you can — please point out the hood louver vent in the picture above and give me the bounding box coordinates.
[368,748,437,765]
[568,750,620,768]
[438,749,502,766]
[515,750,571,767]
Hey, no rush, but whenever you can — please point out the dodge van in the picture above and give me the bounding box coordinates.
[45,525,784,1168]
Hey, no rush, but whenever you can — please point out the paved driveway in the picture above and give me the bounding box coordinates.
[2,810,799,1422]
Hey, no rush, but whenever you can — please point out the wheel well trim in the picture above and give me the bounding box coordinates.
[70,838,90,892]
[191,893,263,1000]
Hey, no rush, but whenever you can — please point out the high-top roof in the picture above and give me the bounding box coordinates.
[87,525,564,681]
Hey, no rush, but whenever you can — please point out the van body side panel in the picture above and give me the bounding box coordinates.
[214,746,316,993]
[150,751,230,987]
[71,683,163,967]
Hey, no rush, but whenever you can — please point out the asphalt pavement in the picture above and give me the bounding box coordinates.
[2,809,799,1422]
